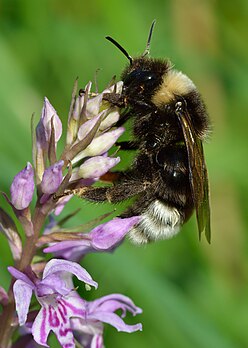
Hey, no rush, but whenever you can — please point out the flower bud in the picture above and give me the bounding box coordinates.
[41,160,64,194]
[77,113,102,141]
[36,97,62,149]
[78,127,124,158]
[91,216,140,250]
[99,109,120,131]
[85,93,103,119]
[10,162,34,210]
[78,156,120,179]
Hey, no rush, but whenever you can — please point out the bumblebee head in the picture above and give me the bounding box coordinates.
[121,57,170,101]
[106,21,170,102]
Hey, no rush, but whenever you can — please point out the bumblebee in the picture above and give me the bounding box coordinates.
[74,21,211,244]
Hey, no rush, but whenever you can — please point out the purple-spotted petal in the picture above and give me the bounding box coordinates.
[43,259,98,289]
[91,334,103,348]
[41,160,64,194]
[10,162,34,210]
[78,156,120,179]
[33,305,75,348]
[91,217,140,250]
[31,306,50,347]
[12,280,34,325]
[32,294,85,347]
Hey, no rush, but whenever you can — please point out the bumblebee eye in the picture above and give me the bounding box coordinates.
[146,136,160,149]
[124,70,157,88]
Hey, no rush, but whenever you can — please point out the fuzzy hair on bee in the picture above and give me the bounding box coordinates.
[66,21,211,244]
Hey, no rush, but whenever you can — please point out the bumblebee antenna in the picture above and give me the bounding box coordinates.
[105,36,133,65]
[142,20,156,57]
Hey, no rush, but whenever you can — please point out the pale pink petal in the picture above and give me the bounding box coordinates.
[88,293,142,316]
[12,280,33,325]
[8,267,35,288]
[43,259,97,289]
[88,311,142,333]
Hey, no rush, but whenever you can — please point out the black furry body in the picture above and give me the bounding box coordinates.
[81,56,210,243]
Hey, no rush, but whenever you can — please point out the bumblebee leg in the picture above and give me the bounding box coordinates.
[72,180,149,203]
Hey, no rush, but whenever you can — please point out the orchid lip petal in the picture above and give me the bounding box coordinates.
[32,295,86,347]
[31,307,50,347]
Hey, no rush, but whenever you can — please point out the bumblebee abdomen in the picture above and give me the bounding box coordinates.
[128,200,183,244]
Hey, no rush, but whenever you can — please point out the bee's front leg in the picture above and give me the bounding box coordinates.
[57,180,149,204]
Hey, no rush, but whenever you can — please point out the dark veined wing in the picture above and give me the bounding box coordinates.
[175,100,211,243]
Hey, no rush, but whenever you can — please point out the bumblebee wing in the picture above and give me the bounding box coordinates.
[175,101,211,243]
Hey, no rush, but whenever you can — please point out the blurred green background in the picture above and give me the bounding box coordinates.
[1,0,248,347]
